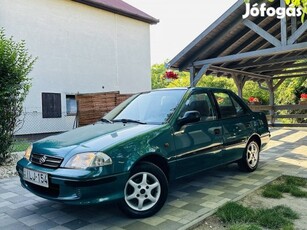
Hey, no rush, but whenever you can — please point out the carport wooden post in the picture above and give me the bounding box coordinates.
[190,66,195,86]
[266,79,275,126]
[258,80,275,125]
[189,65,210,87]
[233,74,246,98]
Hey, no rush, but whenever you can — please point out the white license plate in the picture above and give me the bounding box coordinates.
[23,168,49,188]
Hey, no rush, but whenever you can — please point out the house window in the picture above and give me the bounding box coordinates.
[42,93,62,118]
[66,95,77,115]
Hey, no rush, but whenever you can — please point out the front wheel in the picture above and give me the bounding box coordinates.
[238,140,260,172]
[119,162,168,218]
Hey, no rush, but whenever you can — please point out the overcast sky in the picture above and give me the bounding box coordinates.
[124,0,238,65]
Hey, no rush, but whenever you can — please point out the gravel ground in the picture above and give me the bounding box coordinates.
[0,152,24,179]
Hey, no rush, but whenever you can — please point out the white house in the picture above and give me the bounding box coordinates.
[0,0,158,135]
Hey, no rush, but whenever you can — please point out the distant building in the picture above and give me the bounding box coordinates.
[0,0,158,135]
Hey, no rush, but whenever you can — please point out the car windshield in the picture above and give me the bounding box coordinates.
[104,89,186,125]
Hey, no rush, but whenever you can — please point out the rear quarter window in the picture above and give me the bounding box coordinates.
[214,92,246,119]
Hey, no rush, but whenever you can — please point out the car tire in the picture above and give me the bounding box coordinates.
[238,140,260,172]
[119,162,168,218]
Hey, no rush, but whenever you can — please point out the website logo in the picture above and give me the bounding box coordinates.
[243,3,302,19]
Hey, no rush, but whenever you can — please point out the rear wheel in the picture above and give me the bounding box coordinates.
[119,162,168,218]
[238,140,260,172]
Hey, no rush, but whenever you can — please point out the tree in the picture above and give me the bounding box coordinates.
[151,63,169,89]
[0,29,35,164]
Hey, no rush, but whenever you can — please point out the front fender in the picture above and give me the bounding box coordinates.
[105,125,175,174]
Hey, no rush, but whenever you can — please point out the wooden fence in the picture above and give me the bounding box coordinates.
[249,103,307,127]
[76,91,132,126]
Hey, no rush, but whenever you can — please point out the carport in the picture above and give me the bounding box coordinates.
[168,0,307,126]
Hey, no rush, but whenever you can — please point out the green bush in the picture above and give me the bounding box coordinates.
[0,29,35,164]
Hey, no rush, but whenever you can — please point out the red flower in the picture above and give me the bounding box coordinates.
[164,70,178,80]
[301,93,307,99]
[248,97,259,103]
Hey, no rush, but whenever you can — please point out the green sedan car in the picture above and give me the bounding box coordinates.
[17,87,270,218]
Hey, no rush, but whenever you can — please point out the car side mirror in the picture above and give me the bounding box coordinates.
[177,111,201,126]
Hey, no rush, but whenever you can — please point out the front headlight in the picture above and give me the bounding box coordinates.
[64,152,113,169]
[24,145,32,160]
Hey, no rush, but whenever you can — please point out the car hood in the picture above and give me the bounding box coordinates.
[32,122,162,158]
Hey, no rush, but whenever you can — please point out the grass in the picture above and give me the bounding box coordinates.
[11,139,31,152]
[262,176,307,199]
[216,202,299,230]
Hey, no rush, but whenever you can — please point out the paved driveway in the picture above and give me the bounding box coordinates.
[1,128,307,230]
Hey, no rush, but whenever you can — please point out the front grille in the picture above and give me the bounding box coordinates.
[30,153,63,168]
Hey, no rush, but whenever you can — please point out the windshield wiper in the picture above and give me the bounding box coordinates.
[112,119,147,125]
[100,118,113,124]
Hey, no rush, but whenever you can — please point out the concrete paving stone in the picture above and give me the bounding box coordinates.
[62,219,91,230]
[48,226,71,230]
[77,223,108,230]
[34,206,57,215]
[6,194,33,203]
[201,194,225,202]
[166,194,179,203]
[18,213,47,226]
[157,219,184,230]
[24,193,37,198]
[140,216,166,226]
[1,184,18,190]
[196,207,211,216]
[42,210,67,220]
[220,192,240,200]
[168,199,188,208]
[237,188,251,195]
[198,188,224,196]
[162,214,182,222]
[181,203,204,213]
[51,214,77,225]
[25,204,39,211]
[200,201,220,209]
[171,208,194,218]
[180,196,207,206]
[8,199,37,209]
[85,212,113,224]
[0,213,18,227]
[31,220,58,230]
[0,200,13,208]
[0,192,17,199]
[169,191,189,198]
[106,227,126,230]
[5,207,35,219]
[178,218,191,225]
[217,198,232,205]
[124,221,158,230]
[2,221,31,230]
[96,215,129,228]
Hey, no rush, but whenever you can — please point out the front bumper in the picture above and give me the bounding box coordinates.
[16,158,129,205]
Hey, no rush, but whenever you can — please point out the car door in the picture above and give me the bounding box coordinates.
[172,90,224,178]
[212,91,254,163]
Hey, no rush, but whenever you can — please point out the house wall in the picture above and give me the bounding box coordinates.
[0,0,152,135]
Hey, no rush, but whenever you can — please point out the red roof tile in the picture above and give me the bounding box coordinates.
[73,0,159,24]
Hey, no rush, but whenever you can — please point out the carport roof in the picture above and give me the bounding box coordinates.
[168,0,307,83]
[73,0,159,24]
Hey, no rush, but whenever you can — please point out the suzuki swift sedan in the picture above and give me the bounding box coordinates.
[17,87,270,218]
